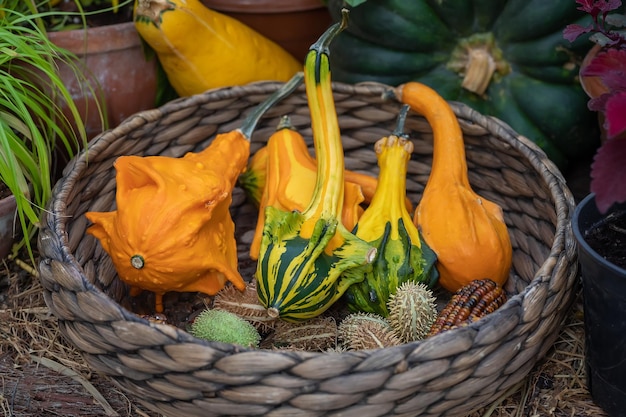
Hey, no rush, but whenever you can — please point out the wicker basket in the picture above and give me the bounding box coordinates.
[38,81,578,417]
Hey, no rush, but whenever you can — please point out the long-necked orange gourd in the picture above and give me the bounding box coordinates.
[133,0,302,97]
[392,82,512,293]
[85,73,303,313]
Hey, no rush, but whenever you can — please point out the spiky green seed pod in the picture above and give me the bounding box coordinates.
[387,281,438,343]
[338,313,401,350]
[190,309,261,348]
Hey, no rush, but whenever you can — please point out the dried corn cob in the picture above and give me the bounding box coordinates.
[428,279,506,336]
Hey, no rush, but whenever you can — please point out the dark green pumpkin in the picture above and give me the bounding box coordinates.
[327,0,599,169]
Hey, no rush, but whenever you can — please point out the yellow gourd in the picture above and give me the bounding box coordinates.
[85,74,304,312]
[240,138,411,212]
[238,147,269,209]
[392,82,512,293]
[133,0,302,97]
[343,106,439,317]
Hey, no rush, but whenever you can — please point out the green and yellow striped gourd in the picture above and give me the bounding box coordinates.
[255,11,376,322]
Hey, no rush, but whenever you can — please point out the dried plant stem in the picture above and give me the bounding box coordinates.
[30,355,119,417]
[480,380,526,417]
[11,257,38,278]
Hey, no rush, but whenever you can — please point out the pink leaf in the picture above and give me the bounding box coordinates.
[604,91,626,138]
[563,24,592,42]
[604,0,623,12]
[577,0,623,17]
[588,94,610,112]
[590,137,626,213]
[603,0,622,13]
[575,0,595,12]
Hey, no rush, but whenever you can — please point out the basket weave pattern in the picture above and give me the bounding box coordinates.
[38,82,578,417]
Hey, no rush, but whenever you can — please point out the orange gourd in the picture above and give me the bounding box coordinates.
[86,134,248,313]
[248,116,367,260]
[392,81,512,292]
[85,74,304,312]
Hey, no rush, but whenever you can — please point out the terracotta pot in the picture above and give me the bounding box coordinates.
[201,0,332,62]
[47,21,158,140]
[0,195,17,260]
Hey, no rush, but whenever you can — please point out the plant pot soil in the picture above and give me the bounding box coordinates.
[201,0,332,62]
[583,208,626,269]
[572,194,626,417]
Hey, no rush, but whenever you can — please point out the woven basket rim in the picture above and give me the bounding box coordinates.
[42,80,577,357]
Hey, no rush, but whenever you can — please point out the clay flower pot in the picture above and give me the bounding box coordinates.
[47,21,158,140]
[201,0,332,62]
[0,194,17,260]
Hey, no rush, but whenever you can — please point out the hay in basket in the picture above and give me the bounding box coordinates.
[38,81,578,417]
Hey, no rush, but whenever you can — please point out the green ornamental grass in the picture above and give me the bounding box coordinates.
[0,2,90,261]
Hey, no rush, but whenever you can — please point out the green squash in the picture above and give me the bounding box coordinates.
[326,0,599,169]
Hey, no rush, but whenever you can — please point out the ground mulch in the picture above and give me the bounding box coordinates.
[0,257,160,417]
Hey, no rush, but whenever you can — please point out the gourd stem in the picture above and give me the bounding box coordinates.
[239,72,304,139]
[276,114,294,131]
[461,48,496,95]
[392,105,410,137]
[309,9,349,83]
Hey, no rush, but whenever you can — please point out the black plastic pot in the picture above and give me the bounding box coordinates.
[572,193,626,417]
